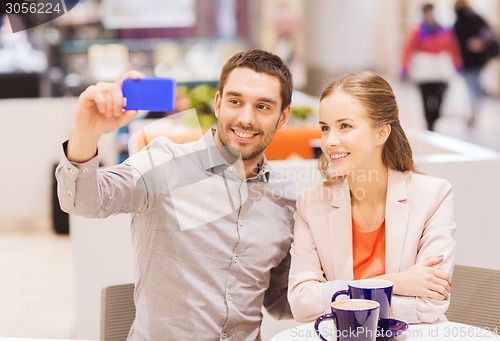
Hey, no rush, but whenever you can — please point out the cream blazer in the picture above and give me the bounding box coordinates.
[288,169,457,324]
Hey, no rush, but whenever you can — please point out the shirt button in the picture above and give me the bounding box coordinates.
[234,256,239,263]
[222,332,227,339]
[67,191,72,196]
[227,293,231,301]
[239,220,243,227]
[227,166,233,171]
[83,168,89,173]
[69,169,76,174]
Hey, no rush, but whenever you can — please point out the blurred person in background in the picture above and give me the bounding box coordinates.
[270,0,306,90]
[454,0,499,127]
[401,3,462,131]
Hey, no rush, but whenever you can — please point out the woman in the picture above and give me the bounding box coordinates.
[288,71,457,324]
[401,3,462,131]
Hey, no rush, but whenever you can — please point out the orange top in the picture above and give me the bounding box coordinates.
[352,218,386,280]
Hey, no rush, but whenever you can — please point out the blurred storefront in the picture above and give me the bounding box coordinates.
[0,0,498,98]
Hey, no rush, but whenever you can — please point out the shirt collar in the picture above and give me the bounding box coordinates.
[420,22,443,37]
[255,155,271,183]
[197,129,271,182]
[197,129,227,172]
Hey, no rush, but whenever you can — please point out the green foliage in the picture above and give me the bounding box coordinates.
[186,85,218,128]
[290,105,313,120]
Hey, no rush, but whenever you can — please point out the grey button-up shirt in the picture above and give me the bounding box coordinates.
[56,130,297,340]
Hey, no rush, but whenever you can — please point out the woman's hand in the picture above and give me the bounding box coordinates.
[380,256,451,300]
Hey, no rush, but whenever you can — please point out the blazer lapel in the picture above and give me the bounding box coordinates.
[328,179,354,280]
[385,169,410,273]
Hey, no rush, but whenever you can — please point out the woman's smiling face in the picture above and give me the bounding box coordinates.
[319,89,385,177]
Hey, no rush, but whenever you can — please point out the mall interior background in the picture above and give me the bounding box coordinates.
[1,0,498,97]
[0,0,499,339]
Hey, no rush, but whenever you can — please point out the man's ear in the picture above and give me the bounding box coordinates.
[213,91,221,118]
[377,124,391,145]
[277,105,291,129]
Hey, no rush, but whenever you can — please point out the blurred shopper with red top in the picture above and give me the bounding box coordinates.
[401,3,462,131]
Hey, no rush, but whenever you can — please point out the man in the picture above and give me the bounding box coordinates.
[56,49,296,340]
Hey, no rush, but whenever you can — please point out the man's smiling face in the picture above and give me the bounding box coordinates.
[213,67,289,162]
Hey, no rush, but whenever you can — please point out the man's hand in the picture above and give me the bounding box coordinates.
[67,71,141,163]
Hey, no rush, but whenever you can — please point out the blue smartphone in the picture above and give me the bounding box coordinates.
[122,78,176,112]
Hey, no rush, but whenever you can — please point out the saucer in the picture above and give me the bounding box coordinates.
[377,318,409,338]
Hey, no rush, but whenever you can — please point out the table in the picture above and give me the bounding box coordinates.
[270,321,500,340]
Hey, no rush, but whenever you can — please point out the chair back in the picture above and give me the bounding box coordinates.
[101,283,136,341]
[446,265,500,330]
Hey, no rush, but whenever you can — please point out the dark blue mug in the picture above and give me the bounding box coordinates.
[314,299,380,341]
[332,279,393,319]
